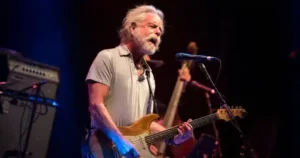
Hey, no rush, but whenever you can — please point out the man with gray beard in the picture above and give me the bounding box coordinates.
[83,5,193,158]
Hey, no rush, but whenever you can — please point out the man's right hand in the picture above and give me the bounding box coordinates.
[114,137,139,158]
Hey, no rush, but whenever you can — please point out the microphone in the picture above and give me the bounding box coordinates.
[190,80,215,94]
[138,75,145,82]
[176,52,217,62]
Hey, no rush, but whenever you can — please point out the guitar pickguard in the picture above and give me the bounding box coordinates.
[124,132,156,158]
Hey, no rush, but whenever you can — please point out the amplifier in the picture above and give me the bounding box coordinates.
[0,48,60,100]
[0,95,57,158]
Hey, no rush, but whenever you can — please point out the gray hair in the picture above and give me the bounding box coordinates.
[119,5,165,44]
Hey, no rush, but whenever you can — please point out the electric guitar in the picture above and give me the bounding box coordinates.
[88,108,247,158]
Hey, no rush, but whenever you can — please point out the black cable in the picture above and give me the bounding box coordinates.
[18,91,48,115]
[16,103,27,158]
[206,58,227,101]
[14,100,33,158]
[214,58,222,86]
[14,90,47,158]
[38,91,48,116]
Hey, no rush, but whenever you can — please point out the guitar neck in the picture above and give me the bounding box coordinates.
[145,113,219,145]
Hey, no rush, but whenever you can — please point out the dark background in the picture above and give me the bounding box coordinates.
[0,0,299,157]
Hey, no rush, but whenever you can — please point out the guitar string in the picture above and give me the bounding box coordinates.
[144,115,215,142]
[128,115,217,145]
[145,116,213,144]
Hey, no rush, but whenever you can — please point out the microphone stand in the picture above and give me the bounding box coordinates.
[198,63,257,158]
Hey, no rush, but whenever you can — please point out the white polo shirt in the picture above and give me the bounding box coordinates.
[85,44,155,127]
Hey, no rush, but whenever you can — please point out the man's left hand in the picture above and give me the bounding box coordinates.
[173,119,193,144]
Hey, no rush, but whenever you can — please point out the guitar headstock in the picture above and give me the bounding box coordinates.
[217,107,247,122]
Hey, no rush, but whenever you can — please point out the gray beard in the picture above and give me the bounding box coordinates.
[132,34,158,55]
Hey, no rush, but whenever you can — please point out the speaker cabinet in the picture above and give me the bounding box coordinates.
[0,96,56,158]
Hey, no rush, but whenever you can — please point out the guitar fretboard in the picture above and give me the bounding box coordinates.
[145,113,219,145]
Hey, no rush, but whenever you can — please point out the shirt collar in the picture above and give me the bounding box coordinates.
[118,44,153,72]
[118,44,131,56]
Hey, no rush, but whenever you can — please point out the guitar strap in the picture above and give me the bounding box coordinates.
[143,58,160,116]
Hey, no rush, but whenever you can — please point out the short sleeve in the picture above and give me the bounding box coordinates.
[85,50,113,87]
